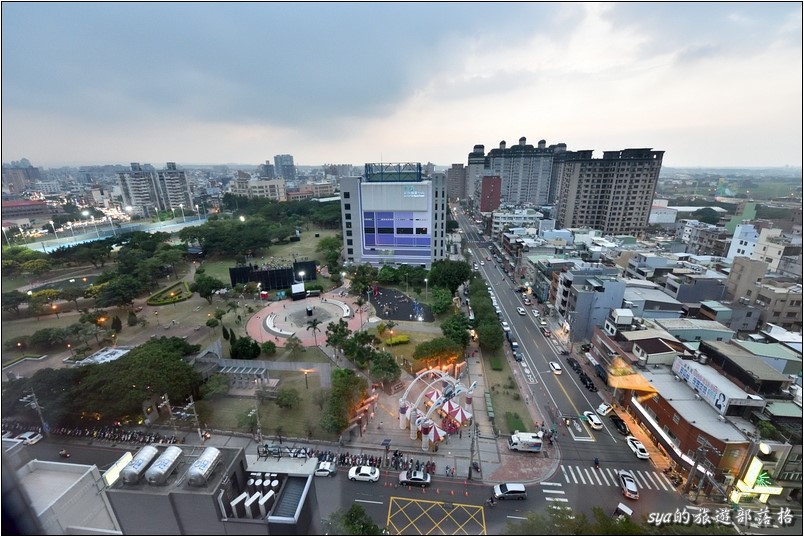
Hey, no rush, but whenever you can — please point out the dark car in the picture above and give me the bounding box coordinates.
[580,343,592,352]
[610,415,631,436]
[566,357,580,370]
[514,352,524,362]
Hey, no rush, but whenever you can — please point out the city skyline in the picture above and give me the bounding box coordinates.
[2,2,801,168]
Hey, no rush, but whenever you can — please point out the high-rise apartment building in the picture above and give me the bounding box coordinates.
[119,162,192,217]
[259,160,275,179]
[466,138,567,207]
[477,176,501,213]
[273,154,296,181]
[554,148,663,236]
[445,164,466,201]
[340,163,447,268]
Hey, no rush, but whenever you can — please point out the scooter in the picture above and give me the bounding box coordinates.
[472,461,481,474]
[58,449,71,459]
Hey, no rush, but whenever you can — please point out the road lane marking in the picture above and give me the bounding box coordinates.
[542,489,565,494]
[355,499,384,504]
[542,482,563,487]
[545,497,569,502]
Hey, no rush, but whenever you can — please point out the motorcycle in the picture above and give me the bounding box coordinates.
[58,449,71,459]
[472,461,481,474]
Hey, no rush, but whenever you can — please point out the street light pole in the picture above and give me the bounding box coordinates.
[108,216,117,236]
[424,278,428,299]
[2,226,12,247]
[179,203,186,223]
[49,221,59,241]
[159,393,180,440]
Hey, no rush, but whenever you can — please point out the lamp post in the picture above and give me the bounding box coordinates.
[154,310,160,326]
[51,304,59,318]
[90,216,100,238]
[108,215,117,236]
[67,222,76,240]
[49,220,59,241]
[299,270,305,284]
[67,343,74,356]
[171,207,176,220]
[424,278,428,299]
[179,203,186,223]
[303,370,310,390]
[195,204,201,221]
[2,227,12,247]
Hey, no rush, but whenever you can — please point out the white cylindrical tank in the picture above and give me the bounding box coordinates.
[145,446,183,485]
[120,445,159,485]
[187,446,222,487]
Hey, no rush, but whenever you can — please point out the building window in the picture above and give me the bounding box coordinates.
[345,213,351,220]
[347,239,353,246]
[347,248,353,254]
[345,203,351,210]
[346,230,352,236]
[344,192,350,198]
[346,222,352,229]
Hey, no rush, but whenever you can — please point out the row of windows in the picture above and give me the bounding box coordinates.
[364,227,429,235]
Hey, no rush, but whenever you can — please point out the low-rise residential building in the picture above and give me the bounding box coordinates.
[622,279,684,319]
[731,339,802,378]
[726,223,760,261]
[698,299,762,333]
[663,271,727,303]
[653,318,735,343]
[752,228,803,272]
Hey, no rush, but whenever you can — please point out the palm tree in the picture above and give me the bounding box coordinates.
[306,318,322,348]
[355,296,366,329]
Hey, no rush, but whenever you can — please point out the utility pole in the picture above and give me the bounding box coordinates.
[20,389,49,440]
[159,393,179,440]
[467,420,478,480]
[186,395,203,442]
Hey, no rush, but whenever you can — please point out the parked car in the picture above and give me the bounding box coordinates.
[596,403,613,416]
[626,436,650,459]
[618,470,639,500]
[541,327,552,337]
[501,321,511,332]
[15,431,43,445]
[531,309,540,318]
[314,461,337,477]
[348,466,380,482]
[610,415,631,436]
[566,357,580,371]
[549,362,563,374]
[514,352,524,362]
[399,470,431,487]
[583,411,603,430]
[516,307,526,316]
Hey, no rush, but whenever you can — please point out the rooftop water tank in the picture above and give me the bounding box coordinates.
[144,445,183,485]
[187,446,222,487]
[120,445,159,485]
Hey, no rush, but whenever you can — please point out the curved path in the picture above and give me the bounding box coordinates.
[245,290,367,347]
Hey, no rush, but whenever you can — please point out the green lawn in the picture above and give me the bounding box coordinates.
[482,348,534,436]
[195,371,338,442]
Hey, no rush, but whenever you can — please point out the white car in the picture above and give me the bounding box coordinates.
[348,465,379,482]
[549,362,562,374]
[16,431,43,445]
[532,309,540,318]
[625,436,650,459]
[618,470,639,500]
[583,411,603,430]
[501,321,511,332]
[596,403,613,416]
[314,461,337,477]
[480,261,485,266]
[516,307,526,316]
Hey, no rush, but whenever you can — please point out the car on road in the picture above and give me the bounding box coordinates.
[15,431,43,445]
[583,411,603,430]
[596,403,613,416]
[523,298,532,305]
[532,309,540,317]
[399,470,431,488]
[626,436,650,459]
[610,415,631,436]
[618,470,639,500]
[540,327,552,337]
[348,466,380,482]
[514,352,524,362]
[314,461,337,477]
[516,307,526,316]
[480,261,485,266]
[566,357,580,371]
[549,361,562,374]
[501,321,511,332]
[486,256,491,260]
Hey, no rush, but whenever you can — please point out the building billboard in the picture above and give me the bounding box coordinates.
[672,357,727,414]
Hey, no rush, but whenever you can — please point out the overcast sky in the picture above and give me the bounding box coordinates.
[2,2,801,168]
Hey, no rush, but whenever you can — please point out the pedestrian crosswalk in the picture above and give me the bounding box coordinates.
[559,464,676,491]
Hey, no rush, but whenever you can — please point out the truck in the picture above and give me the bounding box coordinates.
[507,430,543,452]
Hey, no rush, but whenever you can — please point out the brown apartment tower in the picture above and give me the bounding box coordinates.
[554,148,664,236]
